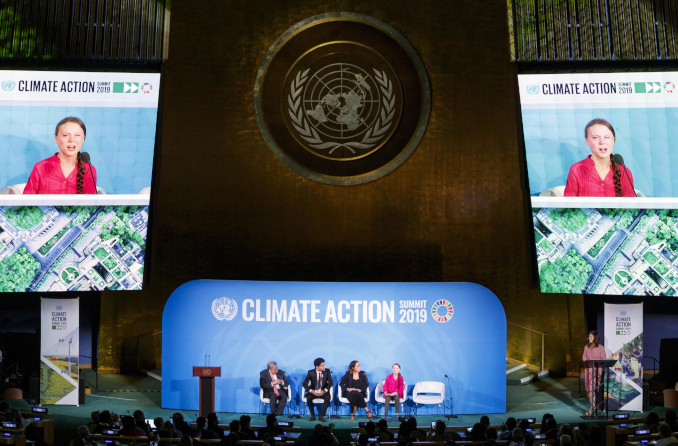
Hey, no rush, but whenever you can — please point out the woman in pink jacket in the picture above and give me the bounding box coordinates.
[383,363,404,417]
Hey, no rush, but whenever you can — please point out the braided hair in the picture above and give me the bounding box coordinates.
[585,118,621,197]
[54,116,87,194]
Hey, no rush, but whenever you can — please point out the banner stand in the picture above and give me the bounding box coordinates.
[40,297,80,405]
[604,302,643,411]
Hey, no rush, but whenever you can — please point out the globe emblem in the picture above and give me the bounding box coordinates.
[664,81,675,93]
[211,297,238,321]
[431,299,454,323]
[1,80,15,91]
[526,84,540,95]
[287,63,398,160]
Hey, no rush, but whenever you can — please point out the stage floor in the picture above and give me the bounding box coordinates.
[6,370,669,446]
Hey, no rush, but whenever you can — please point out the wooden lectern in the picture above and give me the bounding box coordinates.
[192,366,221,416]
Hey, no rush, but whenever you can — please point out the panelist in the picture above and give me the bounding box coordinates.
[259,361,289,416]
[563,118,635,197]
[383,363,404,418]
[24,116,97,194]
[339,360,373,420]
[303,357,332,422]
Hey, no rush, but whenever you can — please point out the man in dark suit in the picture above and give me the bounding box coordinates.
[260,361,290,416]
[303,357,333,422]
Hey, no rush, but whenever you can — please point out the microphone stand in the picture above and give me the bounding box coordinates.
[444,374,457,419]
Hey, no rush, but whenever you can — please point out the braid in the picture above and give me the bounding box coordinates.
[611,157,622,197]
[76,152,85,194]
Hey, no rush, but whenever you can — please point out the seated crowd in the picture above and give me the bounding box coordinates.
[3,399,678,446]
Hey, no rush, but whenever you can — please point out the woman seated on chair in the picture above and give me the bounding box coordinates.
[339,360,373,420]
[383,363,404,418]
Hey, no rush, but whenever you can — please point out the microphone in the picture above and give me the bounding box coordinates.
[444,374,456,418]
[612,154,636,197]
[80,152,98,194]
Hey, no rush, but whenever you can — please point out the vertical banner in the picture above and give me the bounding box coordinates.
[40,298,79,405]
[604,303,643,411]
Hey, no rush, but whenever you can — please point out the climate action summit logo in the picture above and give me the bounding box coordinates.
[211,297,238,321]
[255,13,430,185]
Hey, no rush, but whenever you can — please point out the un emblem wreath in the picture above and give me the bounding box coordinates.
[254,13,431,185]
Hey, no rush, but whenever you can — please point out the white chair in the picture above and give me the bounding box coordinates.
[412,381,445,415]
[301,386,333,416]
[337,384,371,416]
[259,385,292,415]
[374,380,408,416]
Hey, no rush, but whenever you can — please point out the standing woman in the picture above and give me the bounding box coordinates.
[340,360,373,420]
[582,330,607,416]
[24,117,97,194]
[382,363,404,418]
[563,118,635,197]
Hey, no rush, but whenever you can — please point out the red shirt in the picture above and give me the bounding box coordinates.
[23,154,97,194]
[563,156,635,197]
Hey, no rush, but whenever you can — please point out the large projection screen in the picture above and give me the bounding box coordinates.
[0,70,160,292]
[518,72,678,296]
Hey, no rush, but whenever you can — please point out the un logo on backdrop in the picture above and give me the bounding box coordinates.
[255,12,430,185]
[211,297,238,321]
[1,80,15,91]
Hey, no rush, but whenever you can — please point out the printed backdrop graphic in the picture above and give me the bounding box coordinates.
[604,302,643,411]
[162,280,507,415]
[40,297,79,405]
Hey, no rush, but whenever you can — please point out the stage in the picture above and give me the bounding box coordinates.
[5,368,671,446]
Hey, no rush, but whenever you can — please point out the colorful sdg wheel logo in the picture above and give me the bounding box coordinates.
[431,299,454,323]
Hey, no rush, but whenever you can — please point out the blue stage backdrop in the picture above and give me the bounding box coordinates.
[162,280,506,415]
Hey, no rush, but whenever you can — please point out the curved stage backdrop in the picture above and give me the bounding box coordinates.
[162,280,506,415]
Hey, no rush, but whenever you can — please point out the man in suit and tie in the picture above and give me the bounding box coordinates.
[303,357,333,421]
[260,361,290,416]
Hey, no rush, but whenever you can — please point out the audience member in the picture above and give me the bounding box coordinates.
[133,410,151,435]
[119,415,146,437]
[480,415,491,427]
[470,422,488,442]
[239,415,256,440]
[257,414,283,440]
[377,419,395,442]
[657,423,678,446]
[427,420,457,442]
[666,411,678,433]
[306,423,338,446]
[485,427,499,446]
[207,412,224,438]
[73,426,96,446]
[510,428,524,446]
[523,432,535,446]
[407,417,427,441]
[501,417,518,441]
[172,413,191,436]
[540,414,555,433]
[561,434,573,446]
[191,416,217,439]
[642,412,660,433]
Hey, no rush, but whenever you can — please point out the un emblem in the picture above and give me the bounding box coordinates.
[1,80,15,92]
[255,13,430,185]
[211,297,238,321]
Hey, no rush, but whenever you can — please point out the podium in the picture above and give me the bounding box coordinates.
[584,359,616,418]
[193,366,221,416]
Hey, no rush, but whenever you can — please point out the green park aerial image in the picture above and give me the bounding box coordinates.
[533,207,678,296]
[0,205,148,292]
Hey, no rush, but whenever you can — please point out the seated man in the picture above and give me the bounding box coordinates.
[260,361,290,416]
[303,357,333,422]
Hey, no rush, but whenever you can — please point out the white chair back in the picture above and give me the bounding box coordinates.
[412,381,444,405]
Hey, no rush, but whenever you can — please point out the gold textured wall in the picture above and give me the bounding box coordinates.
[98,0,585,375]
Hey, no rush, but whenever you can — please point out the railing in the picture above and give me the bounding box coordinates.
[507,321,547,371]
[0,0,169,65]
[509,0,678,62]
